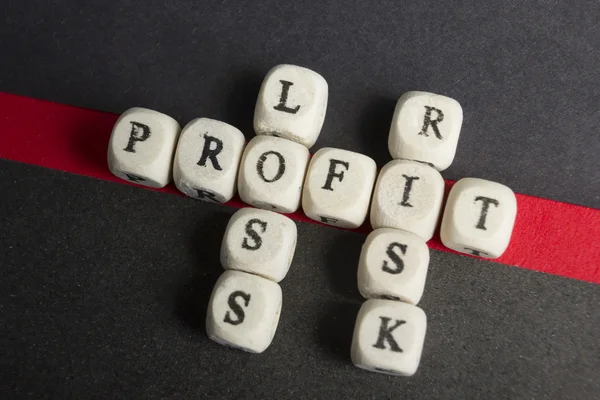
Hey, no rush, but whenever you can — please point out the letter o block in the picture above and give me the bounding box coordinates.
[388,91,463,171]
[441,178,517,258]
[107,107,181,188]
[351,299,427,376]
[238,136,310,213]
[254,64,328,148]
[206,270,282,353]
[173,118,245,203]
[221,208,297,282]
[302,148,377,228]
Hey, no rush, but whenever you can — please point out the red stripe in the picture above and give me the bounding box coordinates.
[1,92,598,284]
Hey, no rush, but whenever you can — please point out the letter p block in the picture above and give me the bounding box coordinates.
[108,107,181,188]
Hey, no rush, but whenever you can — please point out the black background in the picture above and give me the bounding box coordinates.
[1,1,599,398]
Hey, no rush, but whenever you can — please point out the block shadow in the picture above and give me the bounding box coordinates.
[223,70,264,140]
[317,301,362,363]
[175,211,231,333]
[357,96,397,165]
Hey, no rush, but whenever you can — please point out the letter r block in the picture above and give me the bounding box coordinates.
[351,299,427,376]
[108,107,181,188]
[206,270,282,353]
[221,208,298,283]
[388,91,463,171]
[441,178,517,258]
[254,64,328,148]
[302,148,377,228]
[173,118,245,203]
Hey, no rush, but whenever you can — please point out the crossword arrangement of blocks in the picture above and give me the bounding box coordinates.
[107,64,518,375]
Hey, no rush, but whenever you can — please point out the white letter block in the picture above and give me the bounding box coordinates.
[358,228,430,305]
[441,178,517,258]
[254,64,328,148]
[388,91,463,171]
[221,208,297,282]
[173,118,245,203]
[351,299,427,376]
[370,160,444,241]
[238,136,309,213]
[302,148,377,228]
[206,270,282,353]
[108,107,181,188]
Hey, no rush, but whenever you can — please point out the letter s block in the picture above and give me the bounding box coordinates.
[357,228,430,305]
[206,270,282,353]
[173,118,245,203]
[107,107,181,188]
[441,178,517,258]
[351,299,427,376]
[221,208,297,283]
[254,64,328,148]
[238,136,310,213]
[388,91,463,171]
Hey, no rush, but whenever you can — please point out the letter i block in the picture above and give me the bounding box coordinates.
[302,148,377,228]
[238,136,310,213]
[388,91,463,171]
[206,270,282,353]
[108,107,181,188]
[254,64,328,148]
[173,118,246,203]
[370,160,445,241]
[441,178,517,258]
[221,208,297,283]
[351,299,427,376]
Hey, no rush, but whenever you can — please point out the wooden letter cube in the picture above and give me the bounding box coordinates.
[357,228,430,305]
[302,148,377,228]
[351,299,427,376]
[173,118,245,203]
[206,270,282,353]
[238,136,309,213]
[254,64,328,148]
[441,178,517,258]
[388,91,463,171]
[221,208,297,282]
[108,107,181,188]
[370,160,445,241]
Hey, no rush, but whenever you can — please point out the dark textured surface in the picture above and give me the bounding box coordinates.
[1,1,600,398]
[0,0,599,208]
[1,161,599,399]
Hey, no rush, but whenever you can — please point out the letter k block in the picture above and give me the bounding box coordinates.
[351,299,427,376]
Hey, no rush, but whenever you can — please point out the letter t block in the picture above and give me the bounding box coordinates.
[441,178,517,258]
